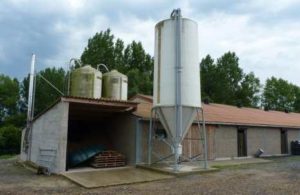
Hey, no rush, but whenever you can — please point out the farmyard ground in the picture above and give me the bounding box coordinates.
[1,156,300,194]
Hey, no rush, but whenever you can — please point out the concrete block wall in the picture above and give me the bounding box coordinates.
[247,127,281,156]
[136,122,300,161]
[109,114,137,165]
[136,120,173,164]
[214,126,237,159]
[22,102,69,173]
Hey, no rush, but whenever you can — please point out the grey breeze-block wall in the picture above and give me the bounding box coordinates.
[214,126,237,158]
[247,127,281,156]
[22,102,69,173]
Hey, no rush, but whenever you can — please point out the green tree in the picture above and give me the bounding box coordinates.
[114,39,125,71]
[200,55,216,101]
[236,72,261,107]
[123,41,153,97]
[262,77,297,111]
[80,29,154,97]
[81,29,116,70]
[0,125,21,154]
[200,52,261,107]
[214,52,243,104]
[21,67,66,116]
[294,86,300,112]
[0,74,19,124]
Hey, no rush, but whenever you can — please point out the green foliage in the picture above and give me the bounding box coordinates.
[81,29,116,69]
[0,125,21,154]
[200,52,261,107]
[293,87,300,112]
[0,154,15,159]
[214,52,243,104]
[237,72,261,107]
[0,74,19,122]
[21,67,66,116]
[123,41,153,97]
[262,77,300,112]
[2,113,26,128]
[80,29,153,97]
[200,55,215,102]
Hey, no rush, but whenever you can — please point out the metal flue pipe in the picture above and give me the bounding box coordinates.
[172,8,183,172]
[96,63,109,72]
[27,54,36,125]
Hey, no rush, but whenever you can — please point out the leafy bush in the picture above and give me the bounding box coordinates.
[0,125,21,154]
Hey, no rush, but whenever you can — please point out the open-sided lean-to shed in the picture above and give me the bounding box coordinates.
[20,96,138,173]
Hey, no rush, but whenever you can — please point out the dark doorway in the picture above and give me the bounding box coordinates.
[237,128,247,157]
[281,129,288,154]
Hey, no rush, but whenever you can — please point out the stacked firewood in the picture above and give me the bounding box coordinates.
[90,150,126,168]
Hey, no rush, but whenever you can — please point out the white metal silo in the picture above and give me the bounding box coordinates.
[150,9,207,171]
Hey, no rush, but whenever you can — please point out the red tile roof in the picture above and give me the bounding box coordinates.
[132,95,300,129]
[129,94,154,103]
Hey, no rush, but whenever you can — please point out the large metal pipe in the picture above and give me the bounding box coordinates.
[27,54,36,124]
[25,54,36,160]
[173,8,183,172]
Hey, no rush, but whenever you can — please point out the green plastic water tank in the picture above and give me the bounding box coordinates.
[70,65,102,98]
[102,70,128,100]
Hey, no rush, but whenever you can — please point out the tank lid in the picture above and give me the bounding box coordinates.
[103,69,127,78]
[73,65,101,73]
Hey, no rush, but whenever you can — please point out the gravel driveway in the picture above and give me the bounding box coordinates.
[1,156,300,194]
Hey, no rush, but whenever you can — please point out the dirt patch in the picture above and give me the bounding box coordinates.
[1,156,300,194]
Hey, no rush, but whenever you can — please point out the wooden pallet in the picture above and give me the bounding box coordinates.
[90,150,126,168]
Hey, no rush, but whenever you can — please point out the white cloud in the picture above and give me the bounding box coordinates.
[1,0,300,86]
[239,0,300,13]
[196,11,300,85]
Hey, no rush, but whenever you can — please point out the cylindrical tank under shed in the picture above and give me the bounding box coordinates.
[70,65,102,98]
[102,70,128,100]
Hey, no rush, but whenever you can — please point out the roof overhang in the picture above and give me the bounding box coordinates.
[32,96,138,122]
[136,117,300,129]
[62,96,138,112]
[64,96,138,121]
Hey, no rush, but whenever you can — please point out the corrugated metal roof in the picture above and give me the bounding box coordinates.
[32,96,138,122]
[63,96,138,105]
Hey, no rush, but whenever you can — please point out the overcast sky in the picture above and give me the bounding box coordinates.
[1,0,300,85]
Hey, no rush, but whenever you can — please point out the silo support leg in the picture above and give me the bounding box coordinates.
[201,108,208,169]
[174,144,180,172]
[148,109,154,165]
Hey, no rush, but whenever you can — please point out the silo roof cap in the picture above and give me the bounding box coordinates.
[103,69,127,78]
[72,65,101,73]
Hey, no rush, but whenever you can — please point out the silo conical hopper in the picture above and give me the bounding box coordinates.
[153,9,201,170]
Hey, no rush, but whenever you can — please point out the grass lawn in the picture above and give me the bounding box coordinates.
[0,154,16,159]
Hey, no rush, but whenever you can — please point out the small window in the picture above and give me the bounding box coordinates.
[155,128,167,140]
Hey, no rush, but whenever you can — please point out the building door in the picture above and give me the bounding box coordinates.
[281,129,288,154]
[237,128,247,157]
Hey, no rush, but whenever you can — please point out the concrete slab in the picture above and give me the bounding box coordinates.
[210,157,272,168]
[137,163,219,176]
[138,158,271,176]
[61,167,173,188]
